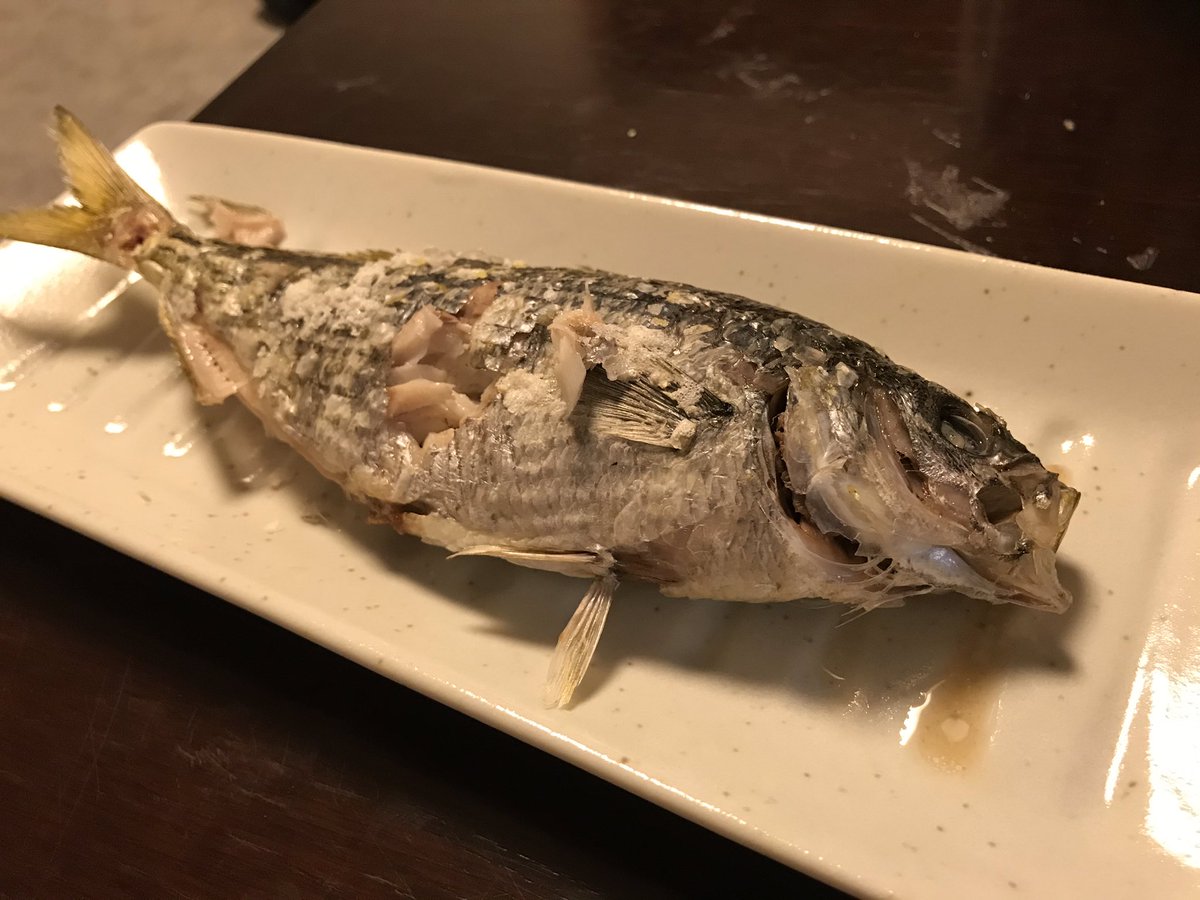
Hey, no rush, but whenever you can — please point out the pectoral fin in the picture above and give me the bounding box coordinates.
[549,304,732,449]
[574,366,731,451]
[544,575,617,708]
[576,370,695,449]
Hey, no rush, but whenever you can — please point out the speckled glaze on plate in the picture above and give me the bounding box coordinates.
[2,123,1198,899]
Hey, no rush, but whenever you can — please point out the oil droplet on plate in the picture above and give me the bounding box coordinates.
[163,435,192,458]
[940,715,971,743]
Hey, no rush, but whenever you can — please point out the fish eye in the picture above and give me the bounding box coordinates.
[938,403,994,456]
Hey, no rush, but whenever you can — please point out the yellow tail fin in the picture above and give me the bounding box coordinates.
[0,107,174,267]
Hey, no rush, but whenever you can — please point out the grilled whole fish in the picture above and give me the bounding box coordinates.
[0,110,1080,706]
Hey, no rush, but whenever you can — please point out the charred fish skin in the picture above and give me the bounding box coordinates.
[0,108,1081,707]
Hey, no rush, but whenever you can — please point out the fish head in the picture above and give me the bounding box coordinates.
[777,364,1079,611]
[863,378,1080,611]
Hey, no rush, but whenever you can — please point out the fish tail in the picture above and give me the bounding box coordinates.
[0,107,175,268]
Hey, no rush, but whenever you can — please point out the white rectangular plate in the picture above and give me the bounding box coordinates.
[3,122,1199,899]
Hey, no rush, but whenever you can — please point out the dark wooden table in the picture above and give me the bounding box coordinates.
[4,1,1199,896]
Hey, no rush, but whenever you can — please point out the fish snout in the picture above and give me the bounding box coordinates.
[965,470,1080,612]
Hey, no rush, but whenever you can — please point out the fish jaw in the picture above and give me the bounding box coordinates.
[957,474,1081,612]
[999,547,1073,611]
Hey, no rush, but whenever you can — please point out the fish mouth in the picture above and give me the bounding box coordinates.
[994,547,1073,611]
[961,479,1081,612]
[1017,482,1080,611]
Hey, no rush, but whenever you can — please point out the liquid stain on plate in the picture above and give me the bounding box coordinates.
[899,607,1010,771]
